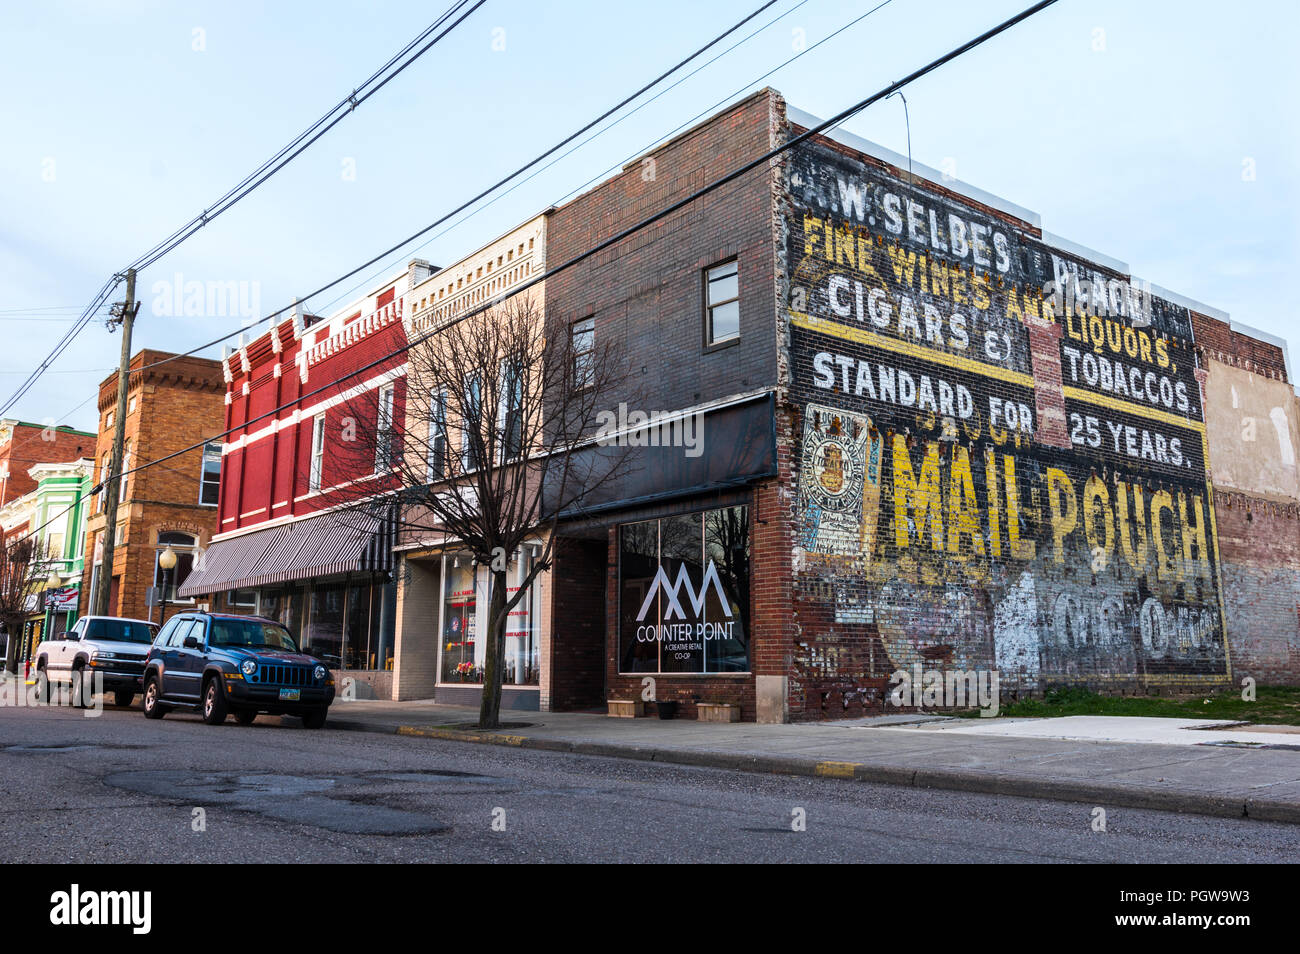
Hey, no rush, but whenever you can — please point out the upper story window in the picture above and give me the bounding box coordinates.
[199,442,222,506]
[375,384,396,473]
[704,259,740,347]
[571,317,595,391]
[427,389,447,483]
[309,414,326,492]
[120,441,132,499]
[497,360,523,463]
[463,372,482,472]
[97,453,109,512]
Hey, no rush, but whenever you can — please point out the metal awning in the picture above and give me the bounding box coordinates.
[178,527,277,597]
[179,508,394,597]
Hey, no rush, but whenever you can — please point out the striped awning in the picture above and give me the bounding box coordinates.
[179,507,395,597]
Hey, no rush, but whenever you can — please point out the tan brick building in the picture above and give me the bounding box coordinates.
[79,350,226,624]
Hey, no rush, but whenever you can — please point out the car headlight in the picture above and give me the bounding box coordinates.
[240,659,257,676]
[314,665,327,681]
[92,651,116,660]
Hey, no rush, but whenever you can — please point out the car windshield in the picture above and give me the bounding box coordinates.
[208,619,299,652]
[83,619,159,644]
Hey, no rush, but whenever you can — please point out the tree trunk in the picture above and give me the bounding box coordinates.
[3,621,20,674]
[476,568,509,729]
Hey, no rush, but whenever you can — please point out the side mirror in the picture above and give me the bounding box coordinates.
[62,631,77,641]
[182,636,200,649]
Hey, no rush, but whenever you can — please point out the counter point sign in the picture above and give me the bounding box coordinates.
[636,560,733,623]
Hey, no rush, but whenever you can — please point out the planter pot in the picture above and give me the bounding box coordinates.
[696,702,740,723]
[655,700,679,720]
[607,699,644,718]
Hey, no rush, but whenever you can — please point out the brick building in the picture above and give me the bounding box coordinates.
[182,88,1298,718]
[78,350,226,624]
[0,453,95,663]
[178,263,432,699]
[391,217,547,707]
[0,420,94,509]
[532,87,1297,721]
[1195,317,1300,685]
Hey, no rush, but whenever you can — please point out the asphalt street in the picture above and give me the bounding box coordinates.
[3,703,1298,863]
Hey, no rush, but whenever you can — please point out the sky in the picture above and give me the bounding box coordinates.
[1,0,1296,433]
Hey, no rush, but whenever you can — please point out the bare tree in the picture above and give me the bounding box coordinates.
[328,292,633,728]
[0,536,50,674]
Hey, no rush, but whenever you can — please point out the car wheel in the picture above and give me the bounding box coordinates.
[301,707,328,730]
[234,709,257,726]
[113,689,135,708]
[35,666,50,704]
[142,676,167,719]
[202,678,228,725]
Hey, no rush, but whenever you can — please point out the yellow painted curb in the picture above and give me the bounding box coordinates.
[814,760,859,779]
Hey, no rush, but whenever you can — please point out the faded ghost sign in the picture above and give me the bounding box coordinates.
[783,138,1227,710]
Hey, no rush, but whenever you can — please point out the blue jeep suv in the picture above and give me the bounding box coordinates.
[142,612,335,728]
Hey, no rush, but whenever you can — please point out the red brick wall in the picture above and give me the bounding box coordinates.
[1211,492,1300,684]
[546,535,606,710]
[1191,311,1289,381]
[0,424,95,508]
[1192,311,1300,685]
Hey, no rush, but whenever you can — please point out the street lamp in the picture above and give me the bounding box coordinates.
[43,569,61,648]
[158,546,177,625]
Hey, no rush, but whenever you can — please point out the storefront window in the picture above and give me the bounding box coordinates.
[659,513,705,673]
[618,506,750,674]
[436,550,540,686]
[341,579,396,671]
[344,584,370,670]
[618,521,660,673]
[503,550,539,685]
[440,553,478,683]
[704,507,751,672]
[258,579,393,671]
[306,583,345,669]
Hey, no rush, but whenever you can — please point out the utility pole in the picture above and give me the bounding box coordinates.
[91,268,138,616]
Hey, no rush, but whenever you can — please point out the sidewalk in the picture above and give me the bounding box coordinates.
[325,699,1300,824]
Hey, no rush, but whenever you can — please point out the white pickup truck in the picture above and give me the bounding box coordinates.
[34,615,160,707]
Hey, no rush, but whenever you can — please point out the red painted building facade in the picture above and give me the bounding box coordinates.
[182,260,434,697]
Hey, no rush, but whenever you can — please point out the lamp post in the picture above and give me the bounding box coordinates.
[158,546,177,626]
[43,569,61,649]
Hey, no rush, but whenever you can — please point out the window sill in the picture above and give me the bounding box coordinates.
[703,336,741,355]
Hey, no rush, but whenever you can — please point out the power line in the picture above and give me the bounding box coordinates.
[0,0,486,419]
[126,0,787,376]
[130,0,485,273]
[133,0,894,365]
[102,0,1061,500]
[308,0,827,320]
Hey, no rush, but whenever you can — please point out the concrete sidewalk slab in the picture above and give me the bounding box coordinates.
[322,699,1300,824]
[890,715,1282,746]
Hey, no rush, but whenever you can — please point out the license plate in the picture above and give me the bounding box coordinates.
[278,689,300,701]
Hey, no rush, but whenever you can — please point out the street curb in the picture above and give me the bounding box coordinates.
[324,717,1300,825]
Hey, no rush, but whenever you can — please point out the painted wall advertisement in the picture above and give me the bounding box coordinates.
[784,139,1227,709]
